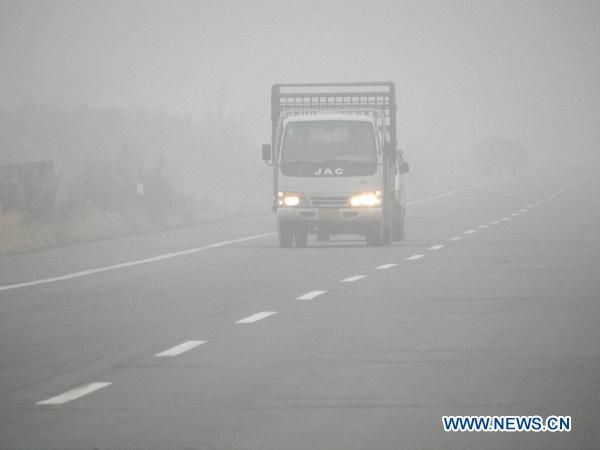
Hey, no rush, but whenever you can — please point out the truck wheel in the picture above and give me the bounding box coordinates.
[278,223,293,248]
[383,217,393,245]
[392,206,405,241]
[316,230,330,242]
[294,230,308,248]
[365,223,382,247]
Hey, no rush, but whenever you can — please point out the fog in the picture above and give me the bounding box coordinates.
[3,4,600,447]
[1,0,600,251]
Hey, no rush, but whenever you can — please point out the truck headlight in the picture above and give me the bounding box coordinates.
[278,191,303,207]
[349,191,382,207]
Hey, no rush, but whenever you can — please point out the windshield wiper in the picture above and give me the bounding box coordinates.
[318,159,375,165]
[282,159,374,166]
[281,160,321,166]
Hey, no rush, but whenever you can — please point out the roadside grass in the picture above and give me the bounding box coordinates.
[0,191,268,256]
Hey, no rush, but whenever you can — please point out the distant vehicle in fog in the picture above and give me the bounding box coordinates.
[261,82,409,248]
[472,137,530,176]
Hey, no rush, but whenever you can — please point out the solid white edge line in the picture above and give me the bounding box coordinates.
[341,275,367,282]
[376,263,397,270]
[0,232,276,292]
[296,290,327,300]
[155,340,207,357]
[236,311,277,324]
[406,188,464,206]
[428,244,444,250]
[406,254,425,261]
[2,176,516,294]
[6,180,581,294]
[37,382,112,405]
[405,177,503,207]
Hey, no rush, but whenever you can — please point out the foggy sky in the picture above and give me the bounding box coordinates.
[2,0,599,164]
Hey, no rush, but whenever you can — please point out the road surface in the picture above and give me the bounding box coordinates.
[1,172,599,449]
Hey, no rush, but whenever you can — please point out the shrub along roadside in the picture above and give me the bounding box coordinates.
[0,155,198,255]
[0,103,268,255]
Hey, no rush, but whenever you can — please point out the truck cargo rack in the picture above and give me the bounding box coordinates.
[271,82,397,148]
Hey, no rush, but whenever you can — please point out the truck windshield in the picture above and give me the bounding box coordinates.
[280,121,377,176]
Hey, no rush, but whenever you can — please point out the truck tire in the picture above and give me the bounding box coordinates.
[365,223,383,247]
[383,216,393,245]
[278,223,293,248]
[316,230,330,242]
[392,205,405,241]
[294,230,308,248]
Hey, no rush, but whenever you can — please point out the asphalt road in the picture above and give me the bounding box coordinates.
[1,172,599,449]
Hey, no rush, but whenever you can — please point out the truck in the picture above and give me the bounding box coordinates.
[261,82,409,248]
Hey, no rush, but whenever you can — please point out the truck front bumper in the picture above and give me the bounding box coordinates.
[277,207,382,234]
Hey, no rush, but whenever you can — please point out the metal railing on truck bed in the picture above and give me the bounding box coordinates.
[271,82,397,149]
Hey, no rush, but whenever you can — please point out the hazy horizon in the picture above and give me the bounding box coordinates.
[2,0,600,167]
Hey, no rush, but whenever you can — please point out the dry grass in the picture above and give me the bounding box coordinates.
[0,199,252,255]
[0,209,155,255]
[0,213,35,255]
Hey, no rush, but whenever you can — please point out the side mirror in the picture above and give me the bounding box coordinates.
[261,143,272,162]
[399,161,410,174]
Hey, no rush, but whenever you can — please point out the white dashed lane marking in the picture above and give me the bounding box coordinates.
[341,275,367,282]
[478,225,488,229]
[406,254,425,261]
[376,264,397,270]
[448,236,462,241]
[490,220,500,225]
[155,340,206,357]
[464,229,476,234]
[428,244,444,250]
[236,311,277,323]
[296,290,327,301]
[502,217,511,221]
[519,209,527,213]
[511,213,519,216]
[37,382,112,405]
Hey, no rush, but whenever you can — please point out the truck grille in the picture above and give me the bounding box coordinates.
[309,196,348,207]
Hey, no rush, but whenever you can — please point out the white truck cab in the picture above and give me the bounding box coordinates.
[262,82,408,247]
